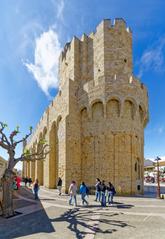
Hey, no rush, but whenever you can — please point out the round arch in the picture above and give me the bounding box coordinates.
[123,97,137,120]
[91,100,104,120]
[106,96,122,118]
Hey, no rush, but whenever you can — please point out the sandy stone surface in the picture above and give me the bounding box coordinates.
[23,19,149,196]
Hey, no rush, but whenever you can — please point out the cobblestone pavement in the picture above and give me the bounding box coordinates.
[0,186,165,239]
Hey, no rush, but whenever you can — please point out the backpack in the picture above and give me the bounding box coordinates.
[86,186,89,195]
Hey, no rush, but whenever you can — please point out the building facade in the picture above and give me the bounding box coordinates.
[23,19,149,195]
[0,156,7,178]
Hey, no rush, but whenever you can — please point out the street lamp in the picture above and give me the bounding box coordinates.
[155,156,161,199]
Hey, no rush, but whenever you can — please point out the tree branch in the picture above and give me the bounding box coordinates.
[0,140,9,150]
[0,122,10,147]
[0,123,45,171]
[14,144,49,166]
[13,127,33,147]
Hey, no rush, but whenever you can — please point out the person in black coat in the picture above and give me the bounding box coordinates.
[100,180,106,207]
[95,178,101,202]
[57,177,62,195]
[107,182,116,205]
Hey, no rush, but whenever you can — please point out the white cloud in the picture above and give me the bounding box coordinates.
[25,29,62,96]
[57,0,65,21]
[18,21,44,56]
[51,0,65,22]
[138,36,165,77]
[24,0,66,97]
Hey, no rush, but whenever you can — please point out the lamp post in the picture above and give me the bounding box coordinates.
[155,157,161,199]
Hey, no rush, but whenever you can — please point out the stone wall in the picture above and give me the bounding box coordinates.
[23,18,149,195]
[0,156,7,178]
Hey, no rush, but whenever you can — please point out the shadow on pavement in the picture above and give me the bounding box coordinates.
[115,202,134,209]
[86,201,134,209]
[50,207,134,239]
[39,198,56,201]
[0,187,55,239]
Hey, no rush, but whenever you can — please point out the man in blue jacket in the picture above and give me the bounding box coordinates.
[79,182,88,205]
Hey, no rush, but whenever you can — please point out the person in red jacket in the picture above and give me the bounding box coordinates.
[16,176,21,190]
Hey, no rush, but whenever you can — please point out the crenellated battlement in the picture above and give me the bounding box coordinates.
[24,19,149,195]
[96,18,131,32]
[61,42,71,61]
[59,18,133,90]
[60,18,131,63]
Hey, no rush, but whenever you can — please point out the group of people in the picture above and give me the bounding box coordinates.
[68,181,89,206]
[65,178,116,207]
[22,177,32,187]
[95,178,116,206]
[57,178,89,206]
[14,176,39,200]
[23,176,116,205]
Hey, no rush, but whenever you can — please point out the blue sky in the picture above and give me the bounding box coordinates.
[0,0,165,169]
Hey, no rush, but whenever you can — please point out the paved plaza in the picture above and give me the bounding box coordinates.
[0,186,165,239]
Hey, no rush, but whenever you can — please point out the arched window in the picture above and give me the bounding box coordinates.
[123,100,134,120]
[107,99,120,118]
[92,101,104,121]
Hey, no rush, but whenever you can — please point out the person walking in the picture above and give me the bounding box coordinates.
[32,179,39,200]
[68,181,77,206]
[57,177,62,195]
[79,182,88,206]
[28,178,32,187]
[24,177,28,187]
[107,182,116,205]
[16,176,21,190]
[100,180,107,207]
[95,178,101,202]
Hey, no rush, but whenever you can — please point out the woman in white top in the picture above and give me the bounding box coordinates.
[68,181,77,206]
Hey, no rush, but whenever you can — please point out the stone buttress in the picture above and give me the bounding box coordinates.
[23,19,149,195]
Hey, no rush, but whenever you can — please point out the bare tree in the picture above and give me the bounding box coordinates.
[0,122,49,218]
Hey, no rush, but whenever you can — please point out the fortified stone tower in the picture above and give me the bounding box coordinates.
[23,19,149,195]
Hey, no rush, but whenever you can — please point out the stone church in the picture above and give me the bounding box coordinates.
[23,19,149,195]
